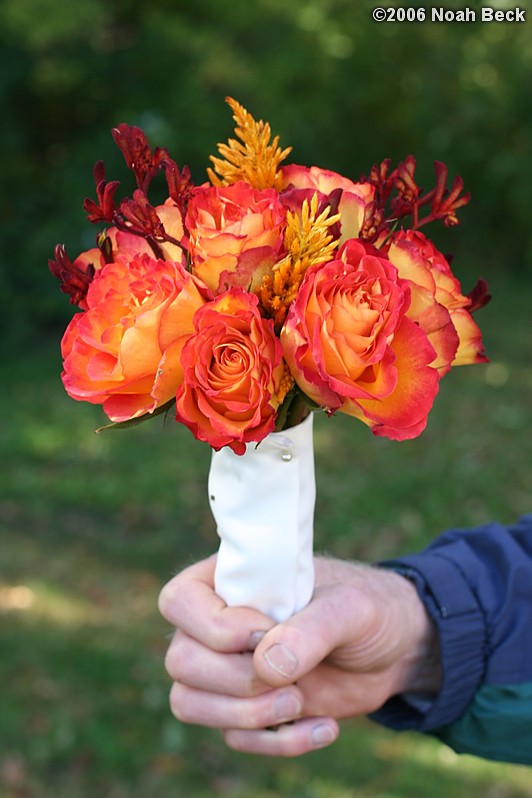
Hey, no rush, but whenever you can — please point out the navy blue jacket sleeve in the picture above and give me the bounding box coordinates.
[370,515,532,764]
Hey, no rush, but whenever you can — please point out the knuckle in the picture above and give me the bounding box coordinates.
[169,682,194,724]
[163,636,180,677]
[207,623,230,652]
[163,646,174,679]
[223,729,251,753]
[233,699,265,730]
[157,583,174,621]
[207,611,242,652]
[164,633,195,681]
[233,692,285,730]
[157,576,186,623]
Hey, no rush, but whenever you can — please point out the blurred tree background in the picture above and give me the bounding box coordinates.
[2,1,532,797]
[2,0,531,348]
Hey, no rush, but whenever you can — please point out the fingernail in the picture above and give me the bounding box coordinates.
[274,692,301,722]
[263,643,298,677]
[311,724,336,748]
[248,630,265,650]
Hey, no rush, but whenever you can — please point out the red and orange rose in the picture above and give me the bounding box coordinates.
[185,181,286,294]
[387,229,487,371]
[281,239,441,440]
[175,289,285,454]
[61,253,209,422]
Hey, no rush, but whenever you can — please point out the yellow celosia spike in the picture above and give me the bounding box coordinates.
[258,192,341,330]
[275,362,295,406]
[283,193,341,271]
[207,97,292,190]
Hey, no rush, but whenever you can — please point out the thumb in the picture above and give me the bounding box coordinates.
[253,586,360,686]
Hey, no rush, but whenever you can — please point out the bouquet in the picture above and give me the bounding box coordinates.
[50,97,489,620]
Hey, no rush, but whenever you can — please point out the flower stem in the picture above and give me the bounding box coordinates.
[276,387,313,431]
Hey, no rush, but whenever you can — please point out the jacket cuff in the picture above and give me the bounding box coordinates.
[369,552,487,732]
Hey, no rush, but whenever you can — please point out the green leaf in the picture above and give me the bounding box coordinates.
[95,399,176,433]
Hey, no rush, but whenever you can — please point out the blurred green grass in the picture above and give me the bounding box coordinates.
[1,265,532,797]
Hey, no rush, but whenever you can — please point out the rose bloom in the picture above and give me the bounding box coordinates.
[387,229,488,374]
[280,164,374,242]
[61,253,209,422]
[68,198,185,310]
[281,239,441,440]
[175,289,285,454]
[185,181,286,294]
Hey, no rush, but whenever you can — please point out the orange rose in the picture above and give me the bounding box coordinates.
[175,289,285,454]
[61,253,209,422]
[387,229,488,374]
[280,164,374,243]
[56,198,185,310]
[281,239,440,440]
[185,182,286,294]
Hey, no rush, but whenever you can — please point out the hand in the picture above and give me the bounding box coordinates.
[158,555,441,757]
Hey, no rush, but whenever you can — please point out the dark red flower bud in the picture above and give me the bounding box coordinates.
[165,158,194,216]
[370,157,472,231]
[359,200,385,243]
[83,161,120,224]
[428,162,471,227]
[119,189,166,239]
[367,158,392,190]
[48,244,95,306]
[318,187,343,242]
[393,156,420,205]
[97,232,114,264]
[112,124,169,193]
[467,278,491,312]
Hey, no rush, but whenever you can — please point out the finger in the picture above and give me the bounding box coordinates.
[165,630,271,697]
[254,581,371,686]
[294,660,393,718]
[169,681,304,730]
[158,555,274,652]
[223,717,339,757]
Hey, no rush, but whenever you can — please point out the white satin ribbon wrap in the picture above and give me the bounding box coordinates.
[208,413,316,623]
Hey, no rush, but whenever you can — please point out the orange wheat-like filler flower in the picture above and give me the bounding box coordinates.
[259,192,341,329]
[207,97,292,191]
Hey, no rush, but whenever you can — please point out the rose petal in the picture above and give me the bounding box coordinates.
[344,316,439,439]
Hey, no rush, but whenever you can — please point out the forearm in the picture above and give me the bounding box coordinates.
[371,515,532,765]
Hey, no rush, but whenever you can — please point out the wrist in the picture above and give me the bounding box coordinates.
[385,571,442,698]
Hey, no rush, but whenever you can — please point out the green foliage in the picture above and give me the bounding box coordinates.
[1,0,531,347]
